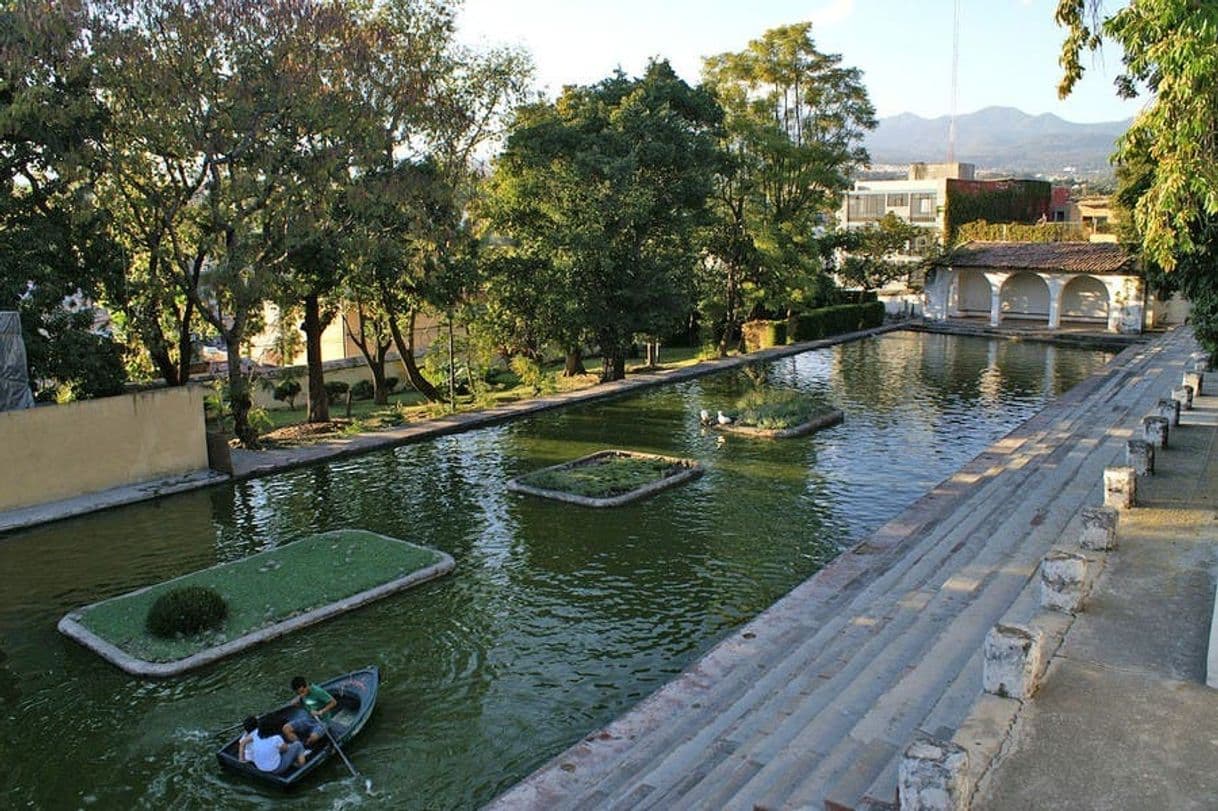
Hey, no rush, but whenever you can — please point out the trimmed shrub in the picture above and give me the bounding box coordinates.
[350,380,374,400]
[741,320,788,352]
[272,379,301,408]
[323,380,349,404]
[384,377,399,394]
[146,586,228,638]
[790,302,885,342]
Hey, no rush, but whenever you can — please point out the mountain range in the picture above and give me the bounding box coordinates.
[862,106,1131,177]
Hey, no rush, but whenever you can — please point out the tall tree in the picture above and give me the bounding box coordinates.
[1057,1,1218,348]
[837,213,925,297]
[0,0,127,400]
[702,22,876,354]
[481,61,721,382]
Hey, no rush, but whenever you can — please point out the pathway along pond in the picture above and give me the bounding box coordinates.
[1,332,1116,809]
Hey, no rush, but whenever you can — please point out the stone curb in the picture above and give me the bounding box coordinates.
[56,530,455,677]
[505,450,703,508]
[713,408,845,439]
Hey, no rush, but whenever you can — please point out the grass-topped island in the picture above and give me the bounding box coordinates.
[714,389,844,439]
[508,450,702,507]
[58,529,454,677]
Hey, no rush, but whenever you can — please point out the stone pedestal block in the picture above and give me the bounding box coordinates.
[1079,506,1119,551]
[1126,439,1154,475]
[1184,371,1204,398]
[1174,385,1194,411]
[1104,466,1136,510]
[1040,550,1091,613]
[1142,415,1169,449]
[1157,397,1181,427]
[983,623,1046,700]
[898,736,971,811]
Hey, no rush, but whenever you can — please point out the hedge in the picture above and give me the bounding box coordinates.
[789,302,885,342]
[742,319,788,352]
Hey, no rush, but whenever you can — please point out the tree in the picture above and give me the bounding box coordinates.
[837,213,925,297]
[703,22,876,354]
[1057,1,1218,348]
[0,1,128,400]
[481,61,721,382]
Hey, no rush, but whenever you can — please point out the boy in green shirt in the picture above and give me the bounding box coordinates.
[281,675,338,748]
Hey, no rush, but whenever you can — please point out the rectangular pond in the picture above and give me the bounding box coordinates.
[0,331,1117,809]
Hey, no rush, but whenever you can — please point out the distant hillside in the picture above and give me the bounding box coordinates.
[863,106,1131,176]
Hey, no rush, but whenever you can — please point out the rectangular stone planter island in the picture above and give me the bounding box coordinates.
[58,529,454,677]
[507,449,702,507]
[714,407,844,439]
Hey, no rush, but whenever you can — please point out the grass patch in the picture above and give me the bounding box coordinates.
[516,451,696,499]
[256,347,717,448]
[732,389,825,431]
[74,530,445,663]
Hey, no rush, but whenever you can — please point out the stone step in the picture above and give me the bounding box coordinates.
[589,389,1140,803]
[663,399,1145,810]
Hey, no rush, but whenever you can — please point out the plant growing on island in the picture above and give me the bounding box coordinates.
[146,586,228,638]
[732,389,823,431]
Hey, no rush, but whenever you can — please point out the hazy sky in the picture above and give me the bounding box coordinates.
[457,0,1144,123]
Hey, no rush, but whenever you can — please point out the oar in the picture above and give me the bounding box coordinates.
[322,721,373,795]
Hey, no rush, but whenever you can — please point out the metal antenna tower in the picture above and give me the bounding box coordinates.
[947,0,961,163]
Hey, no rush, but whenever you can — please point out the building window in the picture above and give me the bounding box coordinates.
[848,193,886,221]
[910,192,936,222]
[886,193,909,207]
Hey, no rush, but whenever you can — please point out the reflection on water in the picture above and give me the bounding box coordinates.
[0,332,1114,809]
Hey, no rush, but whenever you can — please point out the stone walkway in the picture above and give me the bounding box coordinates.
[486,327,1198,810]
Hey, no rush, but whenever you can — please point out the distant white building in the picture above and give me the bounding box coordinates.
[925,241,1144,333]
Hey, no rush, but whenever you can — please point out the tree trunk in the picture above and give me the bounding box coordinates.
[225,340,259,448]
[563,348,586,376]
[371,360,389,405]
[303,294,329,423]
[388,308,442,401]
[719,266,739,358]
[600,347,626,383]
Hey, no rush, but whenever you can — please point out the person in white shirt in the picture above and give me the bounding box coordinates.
[237,715,308,774]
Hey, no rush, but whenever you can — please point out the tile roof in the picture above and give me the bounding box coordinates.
[939,241,1135,274]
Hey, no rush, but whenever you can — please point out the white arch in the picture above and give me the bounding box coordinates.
[1000,272,1050,321]
[1061,274,1110,323]
[957,269,992,316]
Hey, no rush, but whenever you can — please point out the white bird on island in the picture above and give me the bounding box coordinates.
[699,408,711,425]
[717,410,733,425]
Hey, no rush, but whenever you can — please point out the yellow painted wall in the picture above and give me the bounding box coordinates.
[0,385,209,512]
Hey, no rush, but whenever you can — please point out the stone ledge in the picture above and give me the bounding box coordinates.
[506,450,702,507]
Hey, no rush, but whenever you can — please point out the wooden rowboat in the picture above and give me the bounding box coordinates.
[216,666,379,788]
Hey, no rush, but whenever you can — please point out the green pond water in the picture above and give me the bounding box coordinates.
[0,331,1116,809]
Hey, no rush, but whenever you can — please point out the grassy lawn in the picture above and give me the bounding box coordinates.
[257,346,720,447]
[516,451,697,498]
[75,530,446,663]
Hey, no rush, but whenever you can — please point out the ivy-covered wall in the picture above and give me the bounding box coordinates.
[956,219,1087,244]
[945,179,1052,241]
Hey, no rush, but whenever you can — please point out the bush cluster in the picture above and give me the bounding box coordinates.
[145,585,228,638]
[324,380,349,404]
[350,380,374,400]
[741,320,788,352]
[790,302,885,342]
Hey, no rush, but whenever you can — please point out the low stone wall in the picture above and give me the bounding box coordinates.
[0,385,209,512]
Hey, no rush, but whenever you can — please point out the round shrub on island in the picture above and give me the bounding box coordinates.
[146,585,228,638]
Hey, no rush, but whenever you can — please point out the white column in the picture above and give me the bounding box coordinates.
[985,272,1006,327]
[1044,275,1065,330]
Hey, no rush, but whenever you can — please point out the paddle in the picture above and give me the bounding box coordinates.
[322,721,374,795]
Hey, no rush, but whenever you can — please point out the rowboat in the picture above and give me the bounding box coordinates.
[216,666,379,788]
